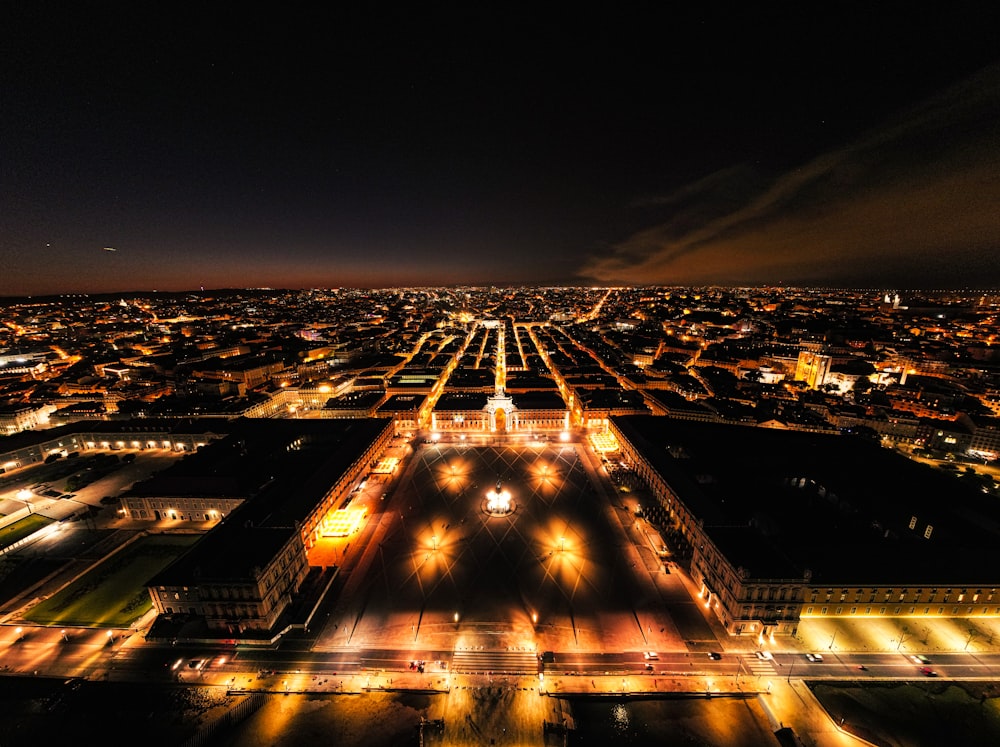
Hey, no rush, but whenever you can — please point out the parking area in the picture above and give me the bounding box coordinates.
[0,449,183,530]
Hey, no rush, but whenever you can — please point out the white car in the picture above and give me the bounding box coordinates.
[643,651,659,660]
[805,653,824,662]
[755,650,773,660]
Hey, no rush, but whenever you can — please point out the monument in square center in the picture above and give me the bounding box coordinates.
[485,475,513,516]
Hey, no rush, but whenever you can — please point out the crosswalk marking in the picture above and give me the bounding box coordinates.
[743,655,777,676]
[452,649,539,674]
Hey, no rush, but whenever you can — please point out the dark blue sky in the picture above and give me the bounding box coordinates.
[4,7,1000,295]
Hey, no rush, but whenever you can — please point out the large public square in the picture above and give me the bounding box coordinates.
[310,439,718,660]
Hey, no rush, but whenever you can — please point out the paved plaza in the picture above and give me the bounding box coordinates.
[312,441,718,658]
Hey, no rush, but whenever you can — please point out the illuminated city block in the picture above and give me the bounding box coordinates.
[321,507,368,537]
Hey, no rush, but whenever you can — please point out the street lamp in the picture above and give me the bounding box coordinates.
[432,535,439,551]
[896,629,909,651]
[559,536,566,552]
[16,489,33,513]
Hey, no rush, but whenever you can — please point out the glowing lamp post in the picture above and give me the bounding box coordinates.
[16,489,33,513]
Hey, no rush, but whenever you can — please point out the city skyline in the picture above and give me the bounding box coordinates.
[4,9,1000,297]
[1,276,999,743]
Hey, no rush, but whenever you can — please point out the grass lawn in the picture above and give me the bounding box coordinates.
[24,533,200,627]
[0,514,54,549]
[810,680,1000,747]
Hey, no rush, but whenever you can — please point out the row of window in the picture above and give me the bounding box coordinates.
[746,587,799,601]
[805,605,1000,615]
[131,508,222,520]
[204,604,262,619]
[808,588,995,604]
[139,499,224,510]
[740,607,799,620]
[159,586,257,601]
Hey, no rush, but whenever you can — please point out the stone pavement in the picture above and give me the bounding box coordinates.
[181,664,869,747]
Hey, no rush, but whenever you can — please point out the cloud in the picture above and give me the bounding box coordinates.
[581,63,1000,287]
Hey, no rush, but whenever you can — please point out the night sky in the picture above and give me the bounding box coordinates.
[3,7,1000,296]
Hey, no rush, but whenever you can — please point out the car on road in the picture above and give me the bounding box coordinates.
[919,667,937,677]
[707,652,722,660]
[643,651,659,660]
[755,650,773,660]
[910,654,931,665]
[805,653,824,662]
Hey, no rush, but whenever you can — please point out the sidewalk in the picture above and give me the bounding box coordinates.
[185,664,766,699]
[170,666,871,747]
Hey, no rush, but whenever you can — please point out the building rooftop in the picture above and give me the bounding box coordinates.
[613,415,1000,586]
[149,522,296,584]
[509,391,568,412]
[142,418,392,584]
